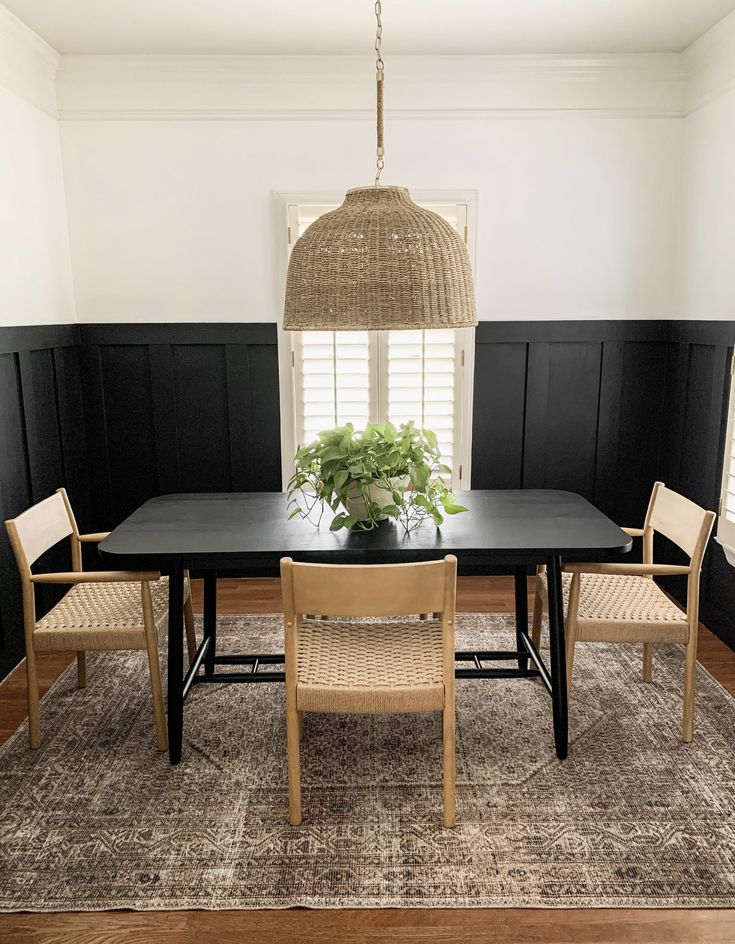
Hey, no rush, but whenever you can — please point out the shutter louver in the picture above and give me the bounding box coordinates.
[385,329,457,471]
[296,331,371,447]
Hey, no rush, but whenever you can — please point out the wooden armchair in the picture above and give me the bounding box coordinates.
[5,488,196,751]
[531,482,715,742]
[280,555,458,827]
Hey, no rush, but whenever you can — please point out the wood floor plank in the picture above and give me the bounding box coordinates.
[1,908,734,944]
[1,575,733,944]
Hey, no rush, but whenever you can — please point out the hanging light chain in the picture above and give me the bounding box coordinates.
[375,0,385,185]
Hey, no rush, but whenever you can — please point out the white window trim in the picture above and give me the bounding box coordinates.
[717,348,735,566]
[274,189,478,491]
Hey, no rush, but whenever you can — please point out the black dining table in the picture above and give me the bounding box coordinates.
[99,489,631,765]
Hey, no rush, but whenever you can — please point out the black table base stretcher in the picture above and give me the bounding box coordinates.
[170,558,569,764]
[100,490,631,765]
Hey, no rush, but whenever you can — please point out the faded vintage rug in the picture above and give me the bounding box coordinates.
[1,613,735,912]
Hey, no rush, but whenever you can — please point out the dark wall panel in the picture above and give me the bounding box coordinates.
[0,326,88,680]
[0,352,32,675]
[172,344,232,493]
[78,324,282,530]
[471,322,668,528]
[18,348,65,501]
[596,340,667,525]
[471,341,527,489]
[523,341,602,497]
[99,344,158,523]
[656,324,734,647]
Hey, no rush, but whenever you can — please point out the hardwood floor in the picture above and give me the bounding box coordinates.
[1,576,734,944]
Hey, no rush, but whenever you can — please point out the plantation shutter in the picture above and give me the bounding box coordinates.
[717,353,735,560]
[382,329,459,473]
[292,331,373,446]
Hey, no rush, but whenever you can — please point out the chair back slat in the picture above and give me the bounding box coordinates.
[284,558,451,617]
[7,493,73,571]
[647,484,712,560]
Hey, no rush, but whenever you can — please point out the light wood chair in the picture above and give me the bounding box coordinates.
[531,482,716,741]
[280,555,458,828]
[5,488,197,751]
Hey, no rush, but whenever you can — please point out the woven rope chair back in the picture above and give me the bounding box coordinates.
[284,558,453,617]
[645,482,715,564]
[8,492,73,571]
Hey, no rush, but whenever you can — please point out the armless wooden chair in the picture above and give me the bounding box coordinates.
[280,555,458,828]
[5,488,197,751]
[531,482,716,742]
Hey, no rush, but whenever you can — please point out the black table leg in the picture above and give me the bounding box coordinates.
[514,565,529,672]
[203,571,217,675]
[167,562,185,765]
[546,554,568,760]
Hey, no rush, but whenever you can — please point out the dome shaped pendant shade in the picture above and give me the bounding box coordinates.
[283,186,477,331]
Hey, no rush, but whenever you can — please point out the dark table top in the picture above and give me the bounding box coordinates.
[99,490,632,568]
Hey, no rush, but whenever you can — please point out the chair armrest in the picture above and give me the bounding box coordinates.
[622,527,645,537]
[563,563,691,576]
[30,571,161,584]
[79,532,111,543]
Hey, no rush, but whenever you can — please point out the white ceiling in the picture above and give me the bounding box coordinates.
[4,0,735,56]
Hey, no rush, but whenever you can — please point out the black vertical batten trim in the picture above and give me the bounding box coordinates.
[225,344,253,492]
[149,344,181,495]
[13,352,34,509]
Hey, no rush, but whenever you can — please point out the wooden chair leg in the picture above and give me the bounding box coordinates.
[144,634,168,752]
[184,593,196,665]
[565,628,576,699]
[26,650,41,749]
[442,704,456,828]
[531,588,544,650]
[642,643,653,683]
[682,639,697,743]
[298,710,304,740]
[76,651,87,688]
[287,700,302,826]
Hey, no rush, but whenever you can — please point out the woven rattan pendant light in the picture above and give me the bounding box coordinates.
[283,2,477,331]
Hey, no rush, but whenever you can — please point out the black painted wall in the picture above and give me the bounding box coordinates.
[0,326,92,678]
[0,319,733,682]
[471,321,668,529]
[0,323,281,680]
[659,322,734,649]
[77,324,282,529]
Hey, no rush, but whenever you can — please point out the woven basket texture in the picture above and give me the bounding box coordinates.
[283,186,477,331]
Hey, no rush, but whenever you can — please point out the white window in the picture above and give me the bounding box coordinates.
[279,194,476,491]
[717,353,735,563]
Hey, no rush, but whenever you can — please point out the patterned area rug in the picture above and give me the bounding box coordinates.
[1,613,735,912]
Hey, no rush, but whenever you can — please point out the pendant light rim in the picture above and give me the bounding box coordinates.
[345,184,410,197]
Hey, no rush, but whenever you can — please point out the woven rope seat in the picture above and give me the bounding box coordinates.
[296,618,445,714]
[34,577,183,652]
[538,572,688,644]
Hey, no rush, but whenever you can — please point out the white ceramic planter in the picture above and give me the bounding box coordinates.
[344,477,408,522]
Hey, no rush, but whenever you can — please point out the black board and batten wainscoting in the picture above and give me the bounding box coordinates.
[0,320,733,680]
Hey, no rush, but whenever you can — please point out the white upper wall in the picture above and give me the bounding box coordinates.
[56,53,686,323]
[0,7,75,327]
[1,3,734,326]
[674,12,735,319]
[675,85,735,319]
[59,113,681,323]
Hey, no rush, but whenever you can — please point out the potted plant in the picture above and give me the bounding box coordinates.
[287,420,467,532]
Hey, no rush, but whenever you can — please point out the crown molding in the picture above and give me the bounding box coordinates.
[0,4,59,116]
[683,10,735,113]
[57,53,685,121]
